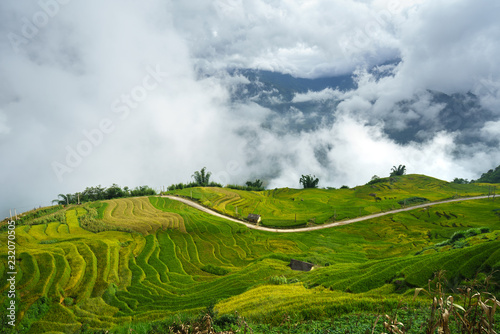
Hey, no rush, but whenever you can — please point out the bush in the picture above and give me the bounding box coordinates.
[452,177,470,184]
[366,176,387,185]
[269,275,287,285]
[480,227,490,233]
[39,239,59,244]
[418,227,492,254]
[129,185,156,196]
[452,240,468,249]
[64,297,74,306]
[214,313,238,330]
[226,183,265,191]
[201,264,230,276]
[450,231,466,242]
[168,181,222,191]
[398,197,429,205]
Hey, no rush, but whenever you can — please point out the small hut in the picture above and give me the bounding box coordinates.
[247,213,261,224]
[289,259,314,272]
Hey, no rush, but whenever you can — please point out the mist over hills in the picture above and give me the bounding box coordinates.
[225,66,498,149]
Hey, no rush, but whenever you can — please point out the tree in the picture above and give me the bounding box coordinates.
[452,178,469,184]
[105,184,125,199]
[52,193,73,205]
[82,185,106,202]
[299,174,319,189]
[52,194,67,205]
[130,186,156,196]
[475,165,500,183]
[246,179,263,189]
[192,167,212,186]
[390,165,406,176]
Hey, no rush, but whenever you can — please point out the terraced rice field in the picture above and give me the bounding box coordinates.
[169,174,492,227]
[102,197,187,234]
[0,180,499,332]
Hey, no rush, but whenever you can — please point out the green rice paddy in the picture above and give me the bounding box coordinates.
[0,175,499,333]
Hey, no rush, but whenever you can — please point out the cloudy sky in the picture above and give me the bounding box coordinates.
[1,0,500,217]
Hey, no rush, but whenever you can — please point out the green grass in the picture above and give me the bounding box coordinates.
[0,175,499,332]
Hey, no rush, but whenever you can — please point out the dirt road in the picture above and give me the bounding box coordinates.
[162,195,493,233]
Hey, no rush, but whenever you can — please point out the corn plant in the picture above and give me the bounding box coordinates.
[412,270,499,334]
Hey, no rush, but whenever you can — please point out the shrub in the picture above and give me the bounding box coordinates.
[226,183,265,191]
[39,239,58,244]
[269,275,287,285]
[465,228,479,238]
[450,231,466,242]
[214,313,238,330]
[419,227,492,254]
[452,177,470,184]
[129,185,157,196]
[168,181,222,191]
[367,177,387,185]
[64,297,74,306]
[201,264,230,276]
[398,197,429,206]
[480,227,490,233]
[452,240,468,249]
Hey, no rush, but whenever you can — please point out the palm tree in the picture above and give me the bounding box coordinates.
[299,175,319,189]
[390,165,406,176]
[52,194,69,205]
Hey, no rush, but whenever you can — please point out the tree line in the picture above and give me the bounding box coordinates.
[167,167,265,191]
[53,162,499,206]
[453,164,500,184]
[52,184,157,205]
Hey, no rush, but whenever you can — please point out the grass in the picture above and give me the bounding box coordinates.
[0,175,499,332]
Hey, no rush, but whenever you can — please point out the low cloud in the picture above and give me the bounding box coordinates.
[1,0,499,217]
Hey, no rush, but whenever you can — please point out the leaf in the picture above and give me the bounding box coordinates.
[414,288,428,298]
[453,303,465,313]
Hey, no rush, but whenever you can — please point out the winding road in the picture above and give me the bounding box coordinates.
[162,195,494,233]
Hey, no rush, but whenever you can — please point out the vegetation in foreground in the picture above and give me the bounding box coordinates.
[37,273,500,333]
[0,174,499,333]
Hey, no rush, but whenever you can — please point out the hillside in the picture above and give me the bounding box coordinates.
[168,174,493,228]
[0,175,499,333]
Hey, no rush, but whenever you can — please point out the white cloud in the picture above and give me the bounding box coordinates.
[1,0,500,217]
[481,120,500,138]
[292,88,344,103]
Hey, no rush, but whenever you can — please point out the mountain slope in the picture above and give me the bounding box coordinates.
[1,177,499,332]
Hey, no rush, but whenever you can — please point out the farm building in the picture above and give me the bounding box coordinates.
[247,213,261,224]
[289,259,314,272]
